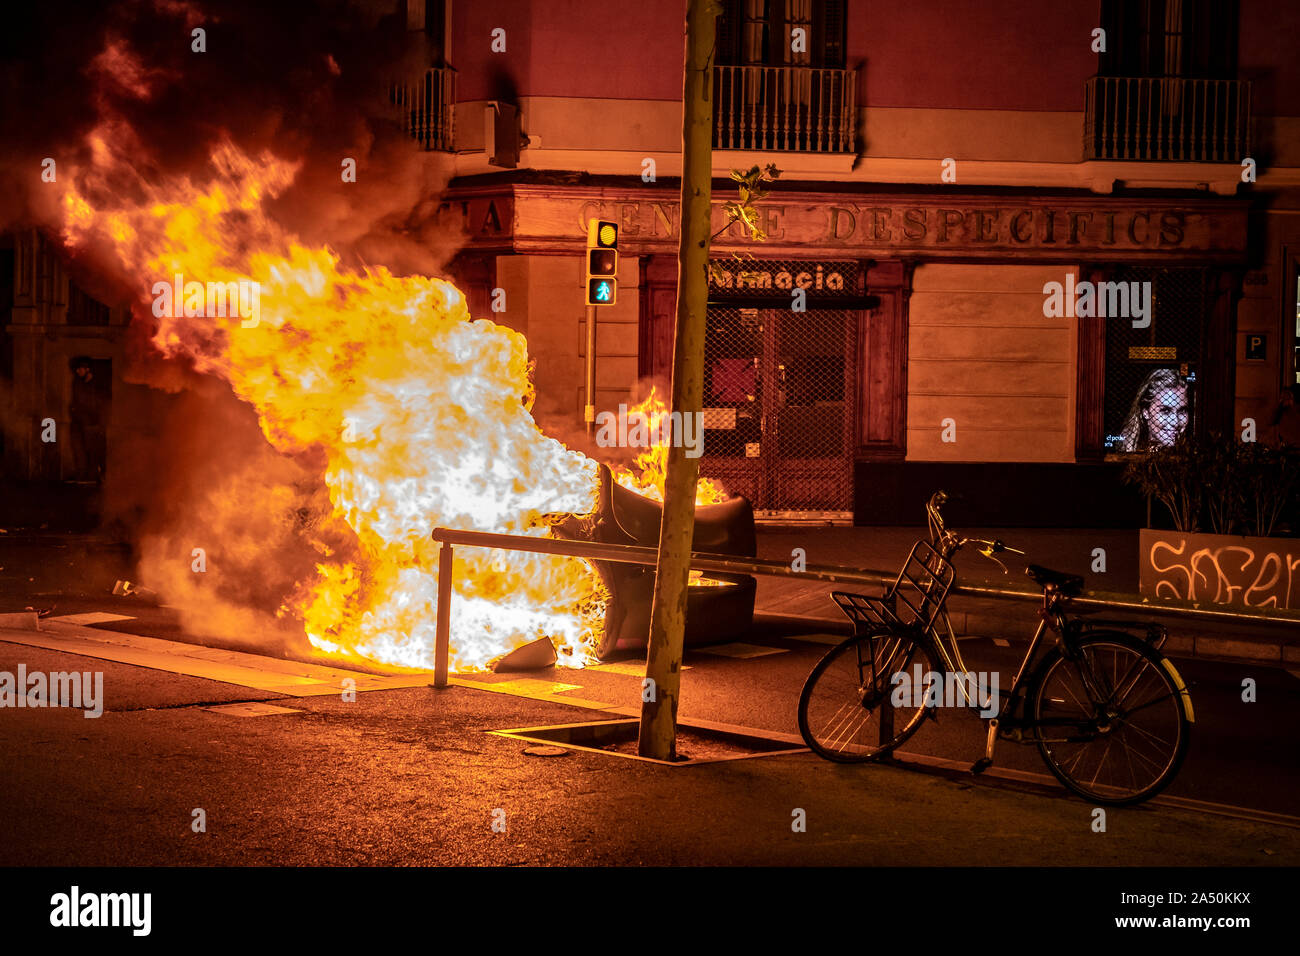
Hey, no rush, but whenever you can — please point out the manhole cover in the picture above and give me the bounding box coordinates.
[523,745,570,757]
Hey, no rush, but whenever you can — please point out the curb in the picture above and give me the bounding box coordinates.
[756,604,1297,666]
[955,603,1298,666]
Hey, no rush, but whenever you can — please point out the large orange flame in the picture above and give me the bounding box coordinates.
[60,126,723,672]
[610,387,728,506]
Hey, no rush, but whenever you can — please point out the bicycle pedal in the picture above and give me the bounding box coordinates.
[970,757,993,775]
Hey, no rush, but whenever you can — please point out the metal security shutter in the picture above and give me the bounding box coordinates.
[702,258,860,515]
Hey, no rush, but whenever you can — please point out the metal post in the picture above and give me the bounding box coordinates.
[877,656,894,755]
[584,303,597,438]
[639,0,716,762]
[878,697,894,754]
[434,541,453,688]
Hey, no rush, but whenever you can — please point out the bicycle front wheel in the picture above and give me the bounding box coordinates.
[798,626,942,763]
[1030,632,1192,805]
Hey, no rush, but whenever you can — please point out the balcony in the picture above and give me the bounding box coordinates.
[389,66,456,151]
[713,65,857,153]
[1084,76,1250,162]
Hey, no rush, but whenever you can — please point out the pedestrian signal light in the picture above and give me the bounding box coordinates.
[585,218,618,306]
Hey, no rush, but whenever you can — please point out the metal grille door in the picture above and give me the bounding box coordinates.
[1103,267,1212,452]
[702,306,856,514]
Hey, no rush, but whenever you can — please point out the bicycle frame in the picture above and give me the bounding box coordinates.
[915,496,1118,728]
[926,589,1063,726]
[918,492,1170,740]
[810,490,1193,801]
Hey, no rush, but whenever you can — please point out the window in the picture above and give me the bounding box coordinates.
[67,283,110,326]
[1088,0,1245,162]
[1293,269,1299,386]
[717,0,845,69]
[390,0,455,151]
[1099,0,1238,79]
[713,0,855,152]
[404,0,448,63]
[1103,267,1215,452]
[0,247,13,381]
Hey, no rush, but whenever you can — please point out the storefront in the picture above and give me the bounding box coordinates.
[443,176,1250,524]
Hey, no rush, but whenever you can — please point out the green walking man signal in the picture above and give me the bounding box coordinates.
[586,219,618,306]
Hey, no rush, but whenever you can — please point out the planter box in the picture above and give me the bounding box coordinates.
[1139,529,1300,610]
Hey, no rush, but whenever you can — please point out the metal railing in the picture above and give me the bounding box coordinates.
[427,526,1300,688]
[1084,75,1250,162]
[389,66,456,151]
[714,65,857,153]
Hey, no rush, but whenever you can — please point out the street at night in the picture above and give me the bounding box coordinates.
[2,0,1299,942]
[0,627,1296,867]
[2,526,1297,860]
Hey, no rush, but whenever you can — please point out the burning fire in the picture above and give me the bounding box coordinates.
[60,124,723,672]
[610,388,728,506]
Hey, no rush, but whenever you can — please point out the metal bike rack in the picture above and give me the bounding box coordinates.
[427,526,1300,688]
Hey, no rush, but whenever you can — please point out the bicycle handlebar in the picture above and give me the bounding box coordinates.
[925,490,1024,572]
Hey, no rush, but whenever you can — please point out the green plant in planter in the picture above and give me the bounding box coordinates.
[1238,441,1300,537]
[1122,434,1203,533]
[1199,431,1244,535]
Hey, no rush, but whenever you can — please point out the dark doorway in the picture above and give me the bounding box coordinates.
[69,357,111,482]
[701,305,856,515]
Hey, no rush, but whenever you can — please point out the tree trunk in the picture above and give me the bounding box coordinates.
[638,0,717,760]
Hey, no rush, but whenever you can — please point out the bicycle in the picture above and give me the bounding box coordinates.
[797,491,1194,805]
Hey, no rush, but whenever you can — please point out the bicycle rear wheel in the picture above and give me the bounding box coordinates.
[798,626,942,763]
[1030,631,1192,805]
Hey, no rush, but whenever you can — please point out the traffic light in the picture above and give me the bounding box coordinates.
[586,218,618,306]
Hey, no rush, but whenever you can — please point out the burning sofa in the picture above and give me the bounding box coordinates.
[555,465,757,660]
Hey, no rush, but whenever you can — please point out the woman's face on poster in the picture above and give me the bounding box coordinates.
[1144,385,1188,446]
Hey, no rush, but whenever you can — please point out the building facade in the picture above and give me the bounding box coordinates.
[1,233,123,513]
[4,0,1298,529]
[409,0,1300,524]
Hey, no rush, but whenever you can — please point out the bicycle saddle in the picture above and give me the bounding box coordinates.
[1025,564,1084,596]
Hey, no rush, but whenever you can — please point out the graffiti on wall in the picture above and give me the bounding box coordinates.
[1145,535,1300,609]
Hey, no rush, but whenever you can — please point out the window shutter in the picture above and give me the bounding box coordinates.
[815,0,846,69]
[716,0,745,66]
[1192,0,1238,78]
[1099,0,1237,78]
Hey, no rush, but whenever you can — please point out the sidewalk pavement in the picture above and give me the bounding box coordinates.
[1,525,1295,665]
[755,524,1300,666]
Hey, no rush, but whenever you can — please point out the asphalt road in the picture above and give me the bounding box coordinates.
[0,530,1296,865]
[35,595,1300,817]
[0,608,1297,866]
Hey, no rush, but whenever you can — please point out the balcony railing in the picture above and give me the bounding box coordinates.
[1084,76,1250,162]
[389,66,456,151]
[714,65,857,153]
